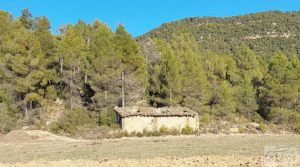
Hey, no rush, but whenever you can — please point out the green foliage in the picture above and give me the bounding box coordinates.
[136,132,143,137]
[251,112,265,123]
[258,123,267,133]
[150,40,183,106]
[50,108,97,135]
[181,125,194,135]
[169,127,179,135]
[0,103,18,133]
[201,113,212,125]
[210,81,236,117]
[268,108,300,132]
[159,125,168,134]
[99,107,118,127]
[139,11,300,57]
[0,9,300,135]
[235,78,258,119]
[46,86,58,100]
[295,122,300,133]
[150,35,211,109]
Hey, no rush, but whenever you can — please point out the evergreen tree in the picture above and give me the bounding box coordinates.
[1,20,46,122]
[88,20,120,110]
[235,46,263,83]
[209,81,236,117]
[58,24,87,110]
[235,77,258,119]
[114,25,147,107]
[149,40,183,106]
[19,9,33,30]
[170,34,211,111]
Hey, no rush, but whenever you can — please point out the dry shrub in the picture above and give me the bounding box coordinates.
[181,125,194,135]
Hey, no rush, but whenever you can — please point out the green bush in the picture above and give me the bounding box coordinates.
[181,125,194,135]
[122,131,129,137]
[27,108,46,128]
[201,113,212,125]
[143,129,152,136]
[169,127,179,135]
[159,125,168,134]
[99,107,118,127]
[136,132,143,137]
[251,112,264,123]
[0,103,18,134]
[268,108,300,132]
[151,131,161,136]
[295,121,300,133]
[258,123,267,132]
[50,107,97,135]
[46,85,57,100]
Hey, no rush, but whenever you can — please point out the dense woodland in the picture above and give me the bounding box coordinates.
[0,10,299,134]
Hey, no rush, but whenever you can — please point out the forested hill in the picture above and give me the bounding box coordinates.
[138,11,300,133]
[0,9,299,135]
[138,11,300,56]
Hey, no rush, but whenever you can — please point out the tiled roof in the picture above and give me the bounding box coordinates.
[114,106,198,118]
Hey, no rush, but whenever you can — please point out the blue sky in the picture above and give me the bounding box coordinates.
[1,0,300,36]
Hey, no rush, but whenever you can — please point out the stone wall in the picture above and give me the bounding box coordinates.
[121,116,199,133]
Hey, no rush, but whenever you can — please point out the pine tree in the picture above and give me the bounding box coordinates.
[58,24,88,110]
[209,81,236,118]
[170,34,211,111]
[149,40,183,106]
[114,25,147,107]
[235,77,258,119]
[259,52,299,119]
[34,16,59,100]
[19,9,33,30]
[1,20,46,122]
[88,20,120,110]
[235,46,263,82]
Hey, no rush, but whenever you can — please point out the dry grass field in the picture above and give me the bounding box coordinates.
[0,130,299,167]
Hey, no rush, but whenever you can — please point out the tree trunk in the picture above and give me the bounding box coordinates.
[60,57,63,74]
[169,89,172,104]
[84,73,87,84]
[87,37,90,46]
[25,108,29,123]
[121,71,125,107]
[29,101,32,110]
[70,79,73,111]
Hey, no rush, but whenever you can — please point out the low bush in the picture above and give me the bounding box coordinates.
[295,121,300,133]
[122,130,129,137]
[201,113,212,125]
[136,132,143,137]
[181,125,194,135]
[0,103,18,134]
[268,108,300,132]
[159,125,168,135]
[258,123,267,133]
[251,112,264,124]
[99,107,118,127]
[169,127,179,135]
[130,131,137,137]
[50,107,97,135]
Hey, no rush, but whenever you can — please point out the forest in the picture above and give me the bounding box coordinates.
[0,9,299,134]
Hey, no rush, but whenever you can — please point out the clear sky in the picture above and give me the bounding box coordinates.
[1,0,300,37]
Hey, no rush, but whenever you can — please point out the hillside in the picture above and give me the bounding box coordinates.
[138,11,300,57]
[137,11,300,134]
[0,9,299,135]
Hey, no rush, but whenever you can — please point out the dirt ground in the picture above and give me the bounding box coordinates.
[0,130,299,167]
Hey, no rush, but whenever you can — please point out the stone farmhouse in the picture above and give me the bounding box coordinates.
[114,106,199,133]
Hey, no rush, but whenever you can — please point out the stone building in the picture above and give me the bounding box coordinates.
[114,106,199,133]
